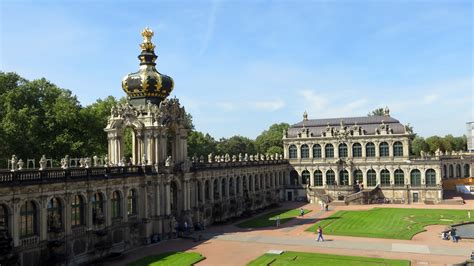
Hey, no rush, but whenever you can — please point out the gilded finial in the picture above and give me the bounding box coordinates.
[140,27,156,51]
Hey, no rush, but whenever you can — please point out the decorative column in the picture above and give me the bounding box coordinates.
[65,194,72,235]
[122,187,129,222]
[40,196,48,241]
[165,182,171,215]
[106,190,112,226]
[361,141,367,158]
[12,199,20,247]
[183,180,188,211]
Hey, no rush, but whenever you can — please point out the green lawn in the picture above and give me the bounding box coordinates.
[236,209,311,228]
[126,251,205,266]
[248,251,410,266]
[306,208,473,240]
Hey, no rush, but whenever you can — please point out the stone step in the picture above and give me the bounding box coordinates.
[329,200,347,206]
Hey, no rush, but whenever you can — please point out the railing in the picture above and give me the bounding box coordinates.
[20,235,39,248]
[191,159,288,170]
[0,166,147,187]
[344,191,364,203]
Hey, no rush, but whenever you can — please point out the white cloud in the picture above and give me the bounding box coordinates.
[216,102,236,111]
[299,90,329,111]
[199,0,219,55]
[249,99,285,111]
[422,94,439,104]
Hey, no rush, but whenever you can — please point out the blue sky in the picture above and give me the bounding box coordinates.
[1,0,472,139]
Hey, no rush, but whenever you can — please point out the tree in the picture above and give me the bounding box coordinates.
[187,131,217,157]
[425,136,445,153]
[266,146,283,155]
[216,136,256,155]
[255,123,290,154]
[368,107,385,116]
[411,136,429,156]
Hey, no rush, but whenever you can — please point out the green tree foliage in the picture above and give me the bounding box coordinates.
[368,107,385,116]
[255,123,289,154]
[266,146,283,155]
[216,136,256,155]
[187,131,217,157]
[423,135,467,154]
[411,136,429,155]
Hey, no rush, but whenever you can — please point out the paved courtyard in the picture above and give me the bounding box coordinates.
[108,200,474,266]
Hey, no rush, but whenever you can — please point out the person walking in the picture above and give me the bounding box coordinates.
[450,228,458,243]
[276,216,280,227]
[300,208,305,217]
[316,226,324,242]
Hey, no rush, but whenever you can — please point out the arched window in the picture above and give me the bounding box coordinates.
[426,169,436,187]
[111,191,121,219]
[352,143,362,158]
[338,143,348,158]
[290,170,298,185]
[325,144,334,158]
[301,144,309,159]
[465,164,470,178]
[222,178,227,198]
[379,142,389,157]
[410,169,421,187]
[449,165,454,178]
[0,204,9,232]
[394,169,404,187]
[354,170,363,184]
[20,201,37,238]
[71,195,84,226]
[229,178,235,196]
[205,180,211,200]
[47,197,62,231]
[289,145,297,159]
[313,144,322,158]
[197,181,203,202]
[91,193,105,225]
[456,164,462,178]
[367,169,376,187]
[314,170,323,186]
[301,170,310,185]
[339,170,349,185]
[366,142,376,157]
[443,165,447,178]
[214,179,219,200]
[393,141,403,157]
[326,170,335,185]
[380,170,390,187]
[236,177,241,194]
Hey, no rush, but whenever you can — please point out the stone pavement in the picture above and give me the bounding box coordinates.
[107,201,474,266]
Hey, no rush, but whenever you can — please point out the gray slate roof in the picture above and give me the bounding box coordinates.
[288,115,406,137]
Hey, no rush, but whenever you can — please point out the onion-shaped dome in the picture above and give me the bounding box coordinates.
[122,27,174,106]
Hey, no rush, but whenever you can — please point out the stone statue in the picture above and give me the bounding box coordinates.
[238,153,243,162]
[249,155,254,161]
[165,156,173,167]
[260,154,265,161]
[232,155,237,162]
[141,154,146,166]
[199,155,204,163]
[121,157,127,166]
[420,150,425,158]
[435,148,441,157]
[84,157,91,168]
[79,158,85,167]
[214,155,219,162]
[208,153,213,163]
[60,158,66,169]
[283,128,288,138]
[39,155,47,170]
[279,154,283,160]
[104,157,109,167]
[270,154,275,160]
[93,155,99,166]
[225,153,230,162]
[17,159,24,170]
[10,155,18,171]
[244,153,249,162]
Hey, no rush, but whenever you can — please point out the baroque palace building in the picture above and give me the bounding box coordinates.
[0,28,287,265]
[283,109,473,205]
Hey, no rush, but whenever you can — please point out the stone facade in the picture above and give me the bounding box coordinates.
[283,111,472,205]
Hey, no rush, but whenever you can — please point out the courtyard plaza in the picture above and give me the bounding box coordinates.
[106,200,474,266]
